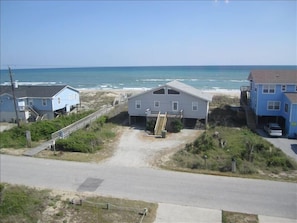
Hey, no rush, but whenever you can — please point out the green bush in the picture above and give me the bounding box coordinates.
[146,120,156,132]
[0,184,49,222]
[172,126,297,175]
[171,119,183,133]
[186,132,215,154]
[238,161,257,174]
[55,116,115,153]
[56,132,101,153]
[0,111,92,148]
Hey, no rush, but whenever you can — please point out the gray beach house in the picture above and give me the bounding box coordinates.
[128,80,213,135]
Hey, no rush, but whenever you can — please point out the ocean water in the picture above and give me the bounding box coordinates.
[0,66,296,92]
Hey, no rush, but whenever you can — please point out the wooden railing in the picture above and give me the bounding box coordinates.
[154,112,167,136]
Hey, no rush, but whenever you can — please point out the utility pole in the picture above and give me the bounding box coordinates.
[8,67,20,127]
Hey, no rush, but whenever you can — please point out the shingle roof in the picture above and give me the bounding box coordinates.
[166,80,213,101]
[285,93,297,104]
[0,85,73,98]
[129,80,213,102]
[248,70,297,84]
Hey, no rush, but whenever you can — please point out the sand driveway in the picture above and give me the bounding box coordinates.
[104,126,202,168]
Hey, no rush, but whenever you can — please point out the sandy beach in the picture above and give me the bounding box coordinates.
[79,88,240,110]
[80,88,240,97]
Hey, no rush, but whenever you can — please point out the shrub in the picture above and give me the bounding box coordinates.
[188,132,215,154]
[238,161,257,174]
[0,184,49,221]
[0,111,92,148]
[267,156,289,169]
[146,120,156,132]
[171,119,183,133]
[56,132,101,153]
[55,117,115,153]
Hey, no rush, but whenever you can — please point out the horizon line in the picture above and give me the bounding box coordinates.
[1,64,297,70]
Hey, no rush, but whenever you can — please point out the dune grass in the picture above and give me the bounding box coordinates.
[0,183,157,223]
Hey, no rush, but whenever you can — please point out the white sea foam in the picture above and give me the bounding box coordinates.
[1,81,57,86]
[141,78,185,82]
[123,87,151,91]
[204,88,240,97]
[230,80,249,83]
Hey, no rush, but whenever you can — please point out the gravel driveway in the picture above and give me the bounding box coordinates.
[104,126,202,167]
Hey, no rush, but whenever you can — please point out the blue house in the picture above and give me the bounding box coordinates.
[0,84,80,122]
[241,70,297,138]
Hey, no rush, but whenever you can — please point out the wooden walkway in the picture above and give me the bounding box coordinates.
[242,104,257,131]
[23,140,54,157]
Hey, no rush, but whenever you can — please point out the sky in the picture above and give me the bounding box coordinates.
[0,0,296,69]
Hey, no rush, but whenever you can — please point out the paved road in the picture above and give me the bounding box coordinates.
[257,129,297,162]
[1,155,296,220]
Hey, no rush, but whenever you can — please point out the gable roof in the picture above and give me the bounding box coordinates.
[285,93,297,104]
[129,80,213,102]
[166,80,213,101]
[0,85,78,98]
[248,70,297,84]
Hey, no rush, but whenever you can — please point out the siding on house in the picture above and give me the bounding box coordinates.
[247,70,297,137]
[283,93,297,137]
[0,85,80,122]
[0,93,27,122]
[128,80,212,120]
[52,87,80,111]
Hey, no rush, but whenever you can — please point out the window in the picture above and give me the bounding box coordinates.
[154,101,160,108]
[42,99,47,106]
[58,98,61,104]
[168,89,180,94]
[135,100,141,109]
[267,101,280,110]
[172,101,178,111]
[153,88,165,94]
[192,102,198,111]
[285,103,289,113]
[263,85,275,94]
[281,85,286,92]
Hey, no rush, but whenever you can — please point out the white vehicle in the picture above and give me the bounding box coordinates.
[264,123,282,137]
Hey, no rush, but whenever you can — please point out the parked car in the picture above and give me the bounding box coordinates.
[264,123,282,137]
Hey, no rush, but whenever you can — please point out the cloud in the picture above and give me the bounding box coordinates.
[214,0,230,4]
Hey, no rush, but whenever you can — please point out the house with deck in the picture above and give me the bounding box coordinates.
[0,84,80,122]
[241,70,297,138]
[128,80,213,135]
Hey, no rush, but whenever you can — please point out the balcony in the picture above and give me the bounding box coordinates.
[145,109,183,119]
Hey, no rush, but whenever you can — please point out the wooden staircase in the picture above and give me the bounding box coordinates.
[154,112,167,136]
[27,106,41,121]
[244,106,257,131]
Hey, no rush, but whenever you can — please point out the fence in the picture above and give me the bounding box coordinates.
[51,101,127,140]
[72,198,148,223]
